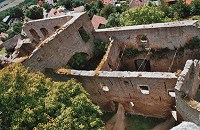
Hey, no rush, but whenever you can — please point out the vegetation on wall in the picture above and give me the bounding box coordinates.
[150,47,171,58]
[68,52,89,70]
[123,48,142,59]
[86,39,109,70]
[0,64,104,129]
[93,39,108,57]
[78,27,90,42]
[185,36,200,50]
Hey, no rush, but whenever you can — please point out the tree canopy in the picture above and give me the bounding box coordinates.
[10,7,24,18]
[0,64,104,130]
[120,6,166,26]
[190,0,200,15]
[12,22,23,34]
[0,22,9,33]
[25,6,43,20]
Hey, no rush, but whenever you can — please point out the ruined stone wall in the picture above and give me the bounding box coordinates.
[23,13,94,72]
[93,21,200,50]
[23,15,73,41]
[95,39,121,71]
[175,60,200,125]
[55,70,177,118]
[121,49,199,72]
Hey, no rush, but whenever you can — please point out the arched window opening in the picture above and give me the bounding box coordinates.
[40,28,49,37]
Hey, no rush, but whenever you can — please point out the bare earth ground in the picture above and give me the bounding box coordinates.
[0,0,24,12]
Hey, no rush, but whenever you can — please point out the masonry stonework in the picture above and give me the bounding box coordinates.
[175,60,200,125]
[94,21,200,49]
[23,13,94,72]
[21,13,200,122]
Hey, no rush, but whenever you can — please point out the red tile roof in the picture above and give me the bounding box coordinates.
[0,33,8,39]
[48,8,65,17]
[91,15,107,29]
[104,0,113,4]
[129,0,148,9]
[186,0,192,4]
[74,6,85,13]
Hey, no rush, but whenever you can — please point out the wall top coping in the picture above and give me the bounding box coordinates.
[23,12,84,25]
[56,69,177,79]
[23,12,86,60]
[95,20,198,32]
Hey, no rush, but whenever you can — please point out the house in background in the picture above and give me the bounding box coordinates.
[91,15,107,29]
[103,0,117,5]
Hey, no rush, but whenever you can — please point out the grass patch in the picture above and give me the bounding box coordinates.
[125,114,165,130]
[0,47,6,55]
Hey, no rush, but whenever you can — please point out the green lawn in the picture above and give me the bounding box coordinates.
[125,114,165,130]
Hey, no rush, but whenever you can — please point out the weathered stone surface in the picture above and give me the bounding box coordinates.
[23,13,94,72]
[175,60,200,125]
[170,122,200,130]
[94,20,200,49]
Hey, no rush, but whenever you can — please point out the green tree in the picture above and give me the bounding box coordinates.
[12,22,23,34]
[171,0,190,18]
[84,2,102,18]
[26,6,43,20]
[100,4,116,19]
[120,6,165,26]
[58,0,72,10]
[190,0,200,15]
[0,22,9,33]
[72,0,85,8]
[0,64,104,129]
[116,2,129,13]
[96,0,104,9]
[43,2,52,13]
[10,7,24,18]
[106,13,121,27]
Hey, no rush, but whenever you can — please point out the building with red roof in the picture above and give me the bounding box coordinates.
[103,0,117,5]
[91,15,107,29]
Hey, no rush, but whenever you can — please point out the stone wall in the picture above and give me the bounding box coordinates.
[175,60,200,125]
[23,15,73,42]
[93,20,200,50]
[95,39,121,71]
[55,69,177,118]
[23,13,94,72]
[120,49,199,72]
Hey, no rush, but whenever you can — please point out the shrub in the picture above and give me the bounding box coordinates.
[68,52,89,70]
[93,39,108,57]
